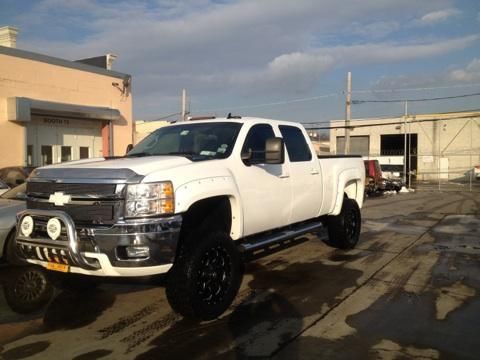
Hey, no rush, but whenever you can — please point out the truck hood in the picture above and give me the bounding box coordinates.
[30,156,193,183]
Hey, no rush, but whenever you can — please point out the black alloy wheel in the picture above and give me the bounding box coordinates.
[166,231,243,321]
[326,197,361,250]
[196,245,232,305]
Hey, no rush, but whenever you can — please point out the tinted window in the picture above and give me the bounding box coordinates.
[127,122,242,161]
[279,125,312,162]
[242,124,275,163]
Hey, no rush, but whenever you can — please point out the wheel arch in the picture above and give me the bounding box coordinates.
[331,169,365,215]
[175,177,243,240]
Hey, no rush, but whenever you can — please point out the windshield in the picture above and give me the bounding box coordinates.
[127,122,243,160]
[1,182,27,200]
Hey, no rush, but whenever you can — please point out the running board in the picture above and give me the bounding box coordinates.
[238,221,326,256]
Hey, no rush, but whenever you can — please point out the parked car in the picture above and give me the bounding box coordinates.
[0,179,9,196]
[0,183,27,264]
[475,165,480,180]
[0,166,36,188]
[364,160,403,194]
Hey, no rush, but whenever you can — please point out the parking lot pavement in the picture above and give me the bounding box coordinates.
[0,192,479,359]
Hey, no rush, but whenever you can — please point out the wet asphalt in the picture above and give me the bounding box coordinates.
[0,191,479,359]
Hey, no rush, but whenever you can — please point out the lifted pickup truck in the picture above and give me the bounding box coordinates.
[16,117,365,320]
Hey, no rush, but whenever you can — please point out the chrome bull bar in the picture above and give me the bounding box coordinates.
[16,209,100,270]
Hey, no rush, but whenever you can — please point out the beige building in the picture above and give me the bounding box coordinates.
[330,111,480,181]
[134,120,170,144]
[0,26,133,168]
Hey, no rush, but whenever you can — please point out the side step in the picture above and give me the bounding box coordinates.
[238,220,327,259]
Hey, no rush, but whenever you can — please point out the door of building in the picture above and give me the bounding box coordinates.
[27,116,103,166]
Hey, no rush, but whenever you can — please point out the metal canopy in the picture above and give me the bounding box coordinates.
[7,97,121,122]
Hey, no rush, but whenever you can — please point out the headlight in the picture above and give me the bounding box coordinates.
[125,181,174,217]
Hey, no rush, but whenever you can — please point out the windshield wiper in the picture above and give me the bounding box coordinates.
[126,152,152,157]
[165,151,196,158]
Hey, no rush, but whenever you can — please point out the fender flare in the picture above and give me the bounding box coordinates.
[331,168,364,215]
[175,176,244,240]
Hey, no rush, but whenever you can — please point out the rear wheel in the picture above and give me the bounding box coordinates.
[326,197,361,249]
[166,231,243,321]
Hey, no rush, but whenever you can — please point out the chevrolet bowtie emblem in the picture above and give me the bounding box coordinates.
[48,192,72,206]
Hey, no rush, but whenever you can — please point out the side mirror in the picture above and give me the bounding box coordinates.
[265,137,284,164]
[125,143,134,154]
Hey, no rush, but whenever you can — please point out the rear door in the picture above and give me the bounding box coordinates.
[279,125,322,223]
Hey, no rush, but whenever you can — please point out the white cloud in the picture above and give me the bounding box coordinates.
[321,35,479,65]
[11,0,468,118]
[348,21,400,39]
[417,8,461,25]
[373,57,480,91]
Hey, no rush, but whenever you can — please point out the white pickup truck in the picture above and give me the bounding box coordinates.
[16,117,365,320]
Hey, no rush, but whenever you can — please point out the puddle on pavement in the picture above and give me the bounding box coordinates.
[134,260,364,359]
[0,340,50,360]
[71,349,113,360]
[277,210,480,359]
[42,289,116,331]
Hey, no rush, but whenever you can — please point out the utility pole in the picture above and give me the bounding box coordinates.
[181,88,187,121]
[344,71,352,154]
[403,100,408,187]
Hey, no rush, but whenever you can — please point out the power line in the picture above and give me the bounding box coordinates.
[352,82,480,94]
[151,112,182,121]
[352,92,480,104]
[196,93,339,113]
[306,112,480,130]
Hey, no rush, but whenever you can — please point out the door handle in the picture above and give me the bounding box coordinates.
[310,169,319,175]
[279,173,290,178]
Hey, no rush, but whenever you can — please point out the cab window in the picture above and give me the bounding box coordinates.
[279,125,312,162]
[241,124,275,164]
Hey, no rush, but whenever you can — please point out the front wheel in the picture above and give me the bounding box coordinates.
[326,197,361,249]
[166,231,243,321]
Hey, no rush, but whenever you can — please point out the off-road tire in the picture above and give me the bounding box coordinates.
[166,231,243,321]
[326,197,361,249]
[3,266,54,314]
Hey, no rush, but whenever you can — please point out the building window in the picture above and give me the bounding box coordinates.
[27,145,34,166]
[61,146,72,162]
[41,145,53,165]
[79,147,90,159]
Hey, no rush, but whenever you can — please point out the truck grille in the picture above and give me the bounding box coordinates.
[27,182,117,197]
[26,182,123,225]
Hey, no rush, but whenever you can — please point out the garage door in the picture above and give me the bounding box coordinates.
[27,116,103,166]
[336,136,370,156]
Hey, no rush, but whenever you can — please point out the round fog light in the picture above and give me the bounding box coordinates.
[20,216,34,237]
[47,218,62,240]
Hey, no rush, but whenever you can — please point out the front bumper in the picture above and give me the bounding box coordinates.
[15,209,182,277]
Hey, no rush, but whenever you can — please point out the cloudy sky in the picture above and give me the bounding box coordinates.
[1,0,480,123]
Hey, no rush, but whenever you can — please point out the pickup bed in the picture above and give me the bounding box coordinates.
[16,117,365,319]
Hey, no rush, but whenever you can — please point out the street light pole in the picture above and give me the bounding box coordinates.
[344,72,352,154]
[403,100,408,187]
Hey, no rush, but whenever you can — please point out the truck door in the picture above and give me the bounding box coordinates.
[236,124,292,236]
[279,125,322,223]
